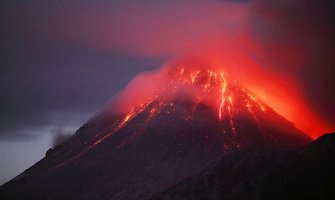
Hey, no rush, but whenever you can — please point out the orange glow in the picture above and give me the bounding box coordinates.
[111,56,333,139]
[118,113,132,129]
[219,72,227,121]
[113,63,273,132]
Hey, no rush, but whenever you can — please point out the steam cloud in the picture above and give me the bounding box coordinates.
[51,128,73,147]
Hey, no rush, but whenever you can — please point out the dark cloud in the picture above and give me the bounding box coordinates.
[0,12,164,140]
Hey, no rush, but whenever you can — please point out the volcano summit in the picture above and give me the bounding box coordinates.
[0,63,320,200]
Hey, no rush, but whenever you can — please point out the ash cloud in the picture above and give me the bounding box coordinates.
[0,0,334,141]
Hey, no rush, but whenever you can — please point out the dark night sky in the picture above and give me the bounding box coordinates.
[0,0,334,184]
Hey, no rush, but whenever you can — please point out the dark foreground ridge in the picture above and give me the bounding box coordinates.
[1,129,334,200]
[150,133,335,200]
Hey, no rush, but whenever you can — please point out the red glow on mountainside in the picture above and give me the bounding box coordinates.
[112,63,268,125]
[111,57,331,139]
[57,60,321,169]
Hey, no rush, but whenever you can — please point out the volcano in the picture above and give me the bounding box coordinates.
[0,65,313,200]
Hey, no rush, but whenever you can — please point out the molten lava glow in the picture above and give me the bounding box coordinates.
[111,57,333,139]
[162,66,267,122]
[111,63,273,139]
[118,110,135,129]
[219,72,227,121]
[56,60,331,169]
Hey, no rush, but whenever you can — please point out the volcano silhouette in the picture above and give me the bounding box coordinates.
[0,67,313,200]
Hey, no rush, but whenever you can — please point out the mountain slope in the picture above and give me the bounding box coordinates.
[0,67,312,200]
[150,133,335,200]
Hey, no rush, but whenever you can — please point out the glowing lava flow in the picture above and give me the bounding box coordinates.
[93,102,152,146]
[107,66,271,145]
[219,72,227,121]
[55,101,153,169]
[105,66,271,146]
[160,66,267,122]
